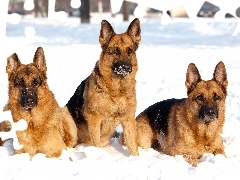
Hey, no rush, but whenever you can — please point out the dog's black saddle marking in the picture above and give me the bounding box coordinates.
[143,98,186,135]
[66,78,87,124]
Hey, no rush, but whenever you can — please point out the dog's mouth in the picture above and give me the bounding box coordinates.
[113,61,132,77]
[199,106,218,123]
[20,88,38,109]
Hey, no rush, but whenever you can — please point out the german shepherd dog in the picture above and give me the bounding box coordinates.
[136,61,228,166]
[6,47,77,158]
[66,18,141,156]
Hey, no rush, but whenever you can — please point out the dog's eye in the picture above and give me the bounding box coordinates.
[33,79,39,86]
[195,94,205,102]
[127,47,133,55]
[213,93,221,101]
[108,48,120,55]
[14,78,24,87]
[112,48,120,55]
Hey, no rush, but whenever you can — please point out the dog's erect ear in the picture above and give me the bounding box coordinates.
[6,53,21,74]
[33,47,47,72]
[126,18,141,49]
[213,61,228,90]
[99,20,115,47]
[185,63,202,94]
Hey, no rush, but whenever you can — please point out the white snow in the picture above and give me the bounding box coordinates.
[1,13,240,179]
[0,111,27,150]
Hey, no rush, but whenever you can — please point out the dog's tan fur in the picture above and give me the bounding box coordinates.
[6,47,77,158]
[136,61,228,166]
[0,120,12,146]
[66,18,141,156]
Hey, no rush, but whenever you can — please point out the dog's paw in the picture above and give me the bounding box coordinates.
[181,154,199,167]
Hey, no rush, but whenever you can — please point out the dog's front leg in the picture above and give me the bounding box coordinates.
[120,116,138,156]
[213,146,225,156]
[182,154,199,167]
[99,119,119,147]
[86,115,102,147]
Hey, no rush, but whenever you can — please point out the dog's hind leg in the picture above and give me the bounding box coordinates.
[61,106,78,147]
[136,116,154,149]
[41,131,67,158]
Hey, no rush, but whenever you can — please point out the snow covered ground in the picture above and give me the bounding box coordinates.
[1,13,240,179]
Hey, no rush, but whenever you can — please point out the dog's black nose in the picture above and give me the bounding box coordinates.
[206,108,216,116]
[199,106,218,123]
[20,88,38,109]
[113,61,132,77]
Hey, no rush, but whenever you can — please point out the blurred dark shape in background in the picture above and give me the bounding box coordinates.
[55,0,71,14]
[197,1,220,17]
[8,0,29,15]
[237,7,240,17]
[34,0,48,17]
[123,1,130,21]
[196,1,240,18]
[80,0,90,23]
[7,0,240,22]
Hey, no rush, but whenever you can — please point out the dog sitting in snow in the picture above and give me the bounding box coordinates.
[6,47,77,158]
[66,18,141,156]
[136,61,228,166]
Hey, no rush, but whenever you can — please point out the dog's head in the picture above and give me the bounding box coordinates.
[98,18,141,78]
[6,47,47,110]
[185,61,228,123]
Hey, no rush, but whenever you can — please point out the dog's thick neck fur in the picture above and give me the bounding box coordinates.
[92,62,136,97]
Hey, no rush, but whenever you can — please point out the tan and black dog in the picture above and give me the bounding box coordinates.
[66,18,141,156]
[136,61,228,166]
[6,47,77,158]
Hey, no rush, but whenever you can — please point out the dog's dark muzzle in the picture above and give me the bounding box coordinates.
[113,61,132,77]
[199,106,218,123]
[20,87,38,109]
